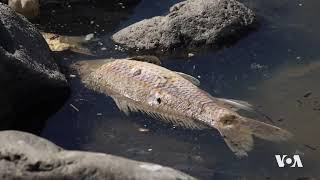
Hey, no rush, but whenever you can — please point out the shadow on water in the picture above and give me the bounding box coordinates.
[41,0,320,179]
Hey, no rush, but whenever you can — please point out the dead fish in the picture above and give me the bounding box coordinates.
[84,59,292,157]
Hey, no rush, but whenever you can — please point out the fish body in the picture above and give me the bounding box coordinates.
[84,59,291,156]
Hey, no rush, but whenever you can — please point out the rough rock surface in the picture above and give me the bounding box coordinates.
[112,0,257,52]
[0,131,197,180]
[0,3,69,132]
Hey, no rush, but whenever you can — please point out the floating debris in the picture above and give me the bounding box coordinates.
[296,99,303,105]
[188,53,195,57]
[69,74,76,78]
[303,91,312,98]
[138,128,150,132]
[304,144,317,151]
[250,63,266,70]
[298,177,316,180]
[85,33,94,41]
[70,104,79,112]
[96,113,103,116]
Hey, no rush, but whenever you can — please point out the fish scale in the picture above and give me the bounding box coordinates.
[83,59,292,157]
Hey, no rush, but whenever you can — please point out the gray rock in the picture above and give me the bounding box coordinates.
[0,3,69,132]
[112,0,257,52]
[0,130,197,180]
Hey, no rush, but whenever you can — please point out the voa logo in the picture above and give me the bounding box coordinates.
[275,155,303,168]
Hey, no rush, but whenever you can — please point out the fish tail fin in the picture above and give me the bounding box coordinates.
[215,115,292,157]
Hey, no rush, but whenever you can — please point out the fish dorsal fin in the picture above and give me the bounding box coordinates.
[175,72,200,86]
[216,98,254,112]
[215,98,275,124]
[110,94,207,130]
[128,55,161,65]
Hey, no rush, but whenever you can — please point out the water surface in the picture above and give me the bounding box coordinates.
[41,0,320,179]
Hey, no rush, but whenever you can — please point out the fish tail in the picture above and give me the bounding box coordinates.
[215,115,292,157]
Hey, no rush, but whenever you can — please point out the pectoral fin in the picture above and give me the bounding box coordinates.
[175,72,200,86]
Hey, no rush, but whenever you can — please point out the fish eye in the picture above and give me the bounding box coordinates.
[156,98,161,104]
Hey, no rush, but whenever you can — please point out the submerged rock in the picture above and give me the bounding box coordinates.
[112,0,257,52]
[0,130,197,180]
[0,3,69,132]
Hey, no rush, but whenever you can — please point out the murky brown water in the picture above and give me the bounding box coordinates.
[40,0,320,179]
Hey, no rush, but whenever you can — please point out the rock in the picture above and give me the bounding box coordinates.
[112,0,257,52]
[8,0,39,19]
[0,3,69,132]
[0,130,197,180]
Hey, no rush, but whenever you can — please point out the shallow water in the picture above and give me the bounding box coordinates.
[41,0,320,179]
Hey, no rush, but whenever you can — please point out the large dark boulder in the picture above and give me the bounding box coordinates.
[112,0,257,52]
[0,3,69,132]
[0,130,197,180]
